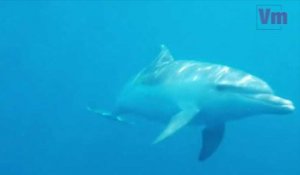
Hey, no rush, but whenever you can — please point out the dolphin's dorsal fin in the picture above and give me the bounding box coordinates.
[153,103,199,144]
[199,124,225,161]
[152,45,174,67]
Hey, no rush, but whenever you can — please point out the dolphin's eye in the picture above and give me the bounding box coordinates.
[215,84,227,91]
[215,84,239,93]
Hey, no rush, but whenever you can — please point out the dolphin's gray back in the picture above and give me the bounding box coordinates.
[134,60,273,95]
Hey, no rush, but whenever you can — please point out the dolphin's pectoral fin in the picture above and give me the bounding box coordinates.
[199,124,225,161]
[153,103,199,144]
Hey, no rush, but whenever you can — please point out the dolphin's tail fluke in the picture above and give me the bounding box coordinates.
[87,106,113,117]
[87,106,134,125]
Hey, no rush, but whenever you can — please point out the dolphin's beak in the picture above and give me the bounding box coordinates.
[251,94,295,114]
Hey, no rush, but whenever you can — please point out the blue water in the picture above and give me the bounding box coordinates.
[0,1,299,175]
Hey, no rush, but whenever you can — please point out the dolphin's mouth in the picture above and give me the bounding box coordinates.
[246,93,295,114]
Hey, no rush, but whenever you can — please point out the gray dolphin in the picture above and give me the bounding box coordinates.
[91,45,295,161]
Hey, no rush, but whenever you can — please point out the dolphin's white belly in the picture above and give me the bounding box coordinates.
[117,85,180,123]
[117,81,237,126]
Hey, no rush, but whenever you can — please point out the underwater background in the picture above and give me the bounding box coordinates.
[0,1,299,175]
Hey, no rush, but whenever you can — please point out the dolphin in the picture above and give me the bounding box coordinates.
[91,45,295,161]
